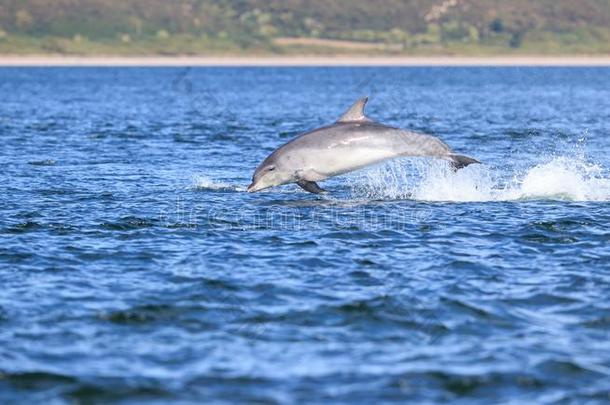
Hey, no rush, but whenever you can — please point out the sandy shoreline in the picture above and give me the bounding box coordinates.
[0,55,609,66]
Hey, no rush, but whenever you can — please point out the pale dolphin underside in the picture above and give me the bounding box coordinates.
[248,97,479,194]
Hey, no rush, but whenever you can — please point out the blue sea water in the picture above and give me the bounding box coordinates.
[0,66,609,404]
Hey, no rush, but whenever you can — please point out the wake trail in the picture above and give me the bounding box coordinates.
[348,155,610,202]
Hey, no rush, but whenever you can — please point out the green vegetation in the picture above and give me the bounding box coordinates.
[0,0,609,55]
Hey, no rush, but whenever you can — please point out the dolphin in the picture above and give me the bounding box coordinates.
[248,97,479,194]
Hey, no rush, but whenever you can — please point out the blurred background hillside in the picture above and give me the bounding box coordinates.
[1,0,609,55]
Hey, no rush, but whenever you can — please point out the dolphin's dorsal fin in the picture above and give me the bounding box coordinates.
[337,96,370,123]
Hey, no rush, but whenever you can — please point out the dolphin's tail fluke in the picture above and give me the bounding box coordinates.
[449,154,480,170]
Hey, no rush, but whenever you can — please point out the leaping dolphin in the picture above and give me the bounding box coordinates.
[248,97,479,194]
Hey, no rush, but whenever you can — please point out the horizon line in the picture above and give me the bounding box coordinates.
[1,55,610,67]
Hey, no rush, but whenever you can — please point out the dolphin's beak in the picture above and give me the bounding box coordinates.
[248,181,271,193]
[247,182,259,193]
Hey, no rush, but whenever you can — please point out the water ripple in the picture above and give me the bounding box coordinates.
[1,67,609,404]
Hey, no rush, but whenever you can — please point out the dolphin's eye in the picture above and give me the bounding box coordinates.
[268,166,275,171]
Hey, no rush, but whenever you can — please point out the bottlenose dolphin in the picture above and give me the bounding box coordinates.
[248,97,479,194]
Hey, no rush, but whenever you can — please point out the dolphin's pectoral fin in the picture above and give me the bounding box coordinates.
[297,180,327,194]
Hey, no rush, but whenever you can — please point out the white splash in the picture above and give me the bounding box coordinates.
[348,156,610,202]
[515,157,609,201]
[192,175,247,192]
